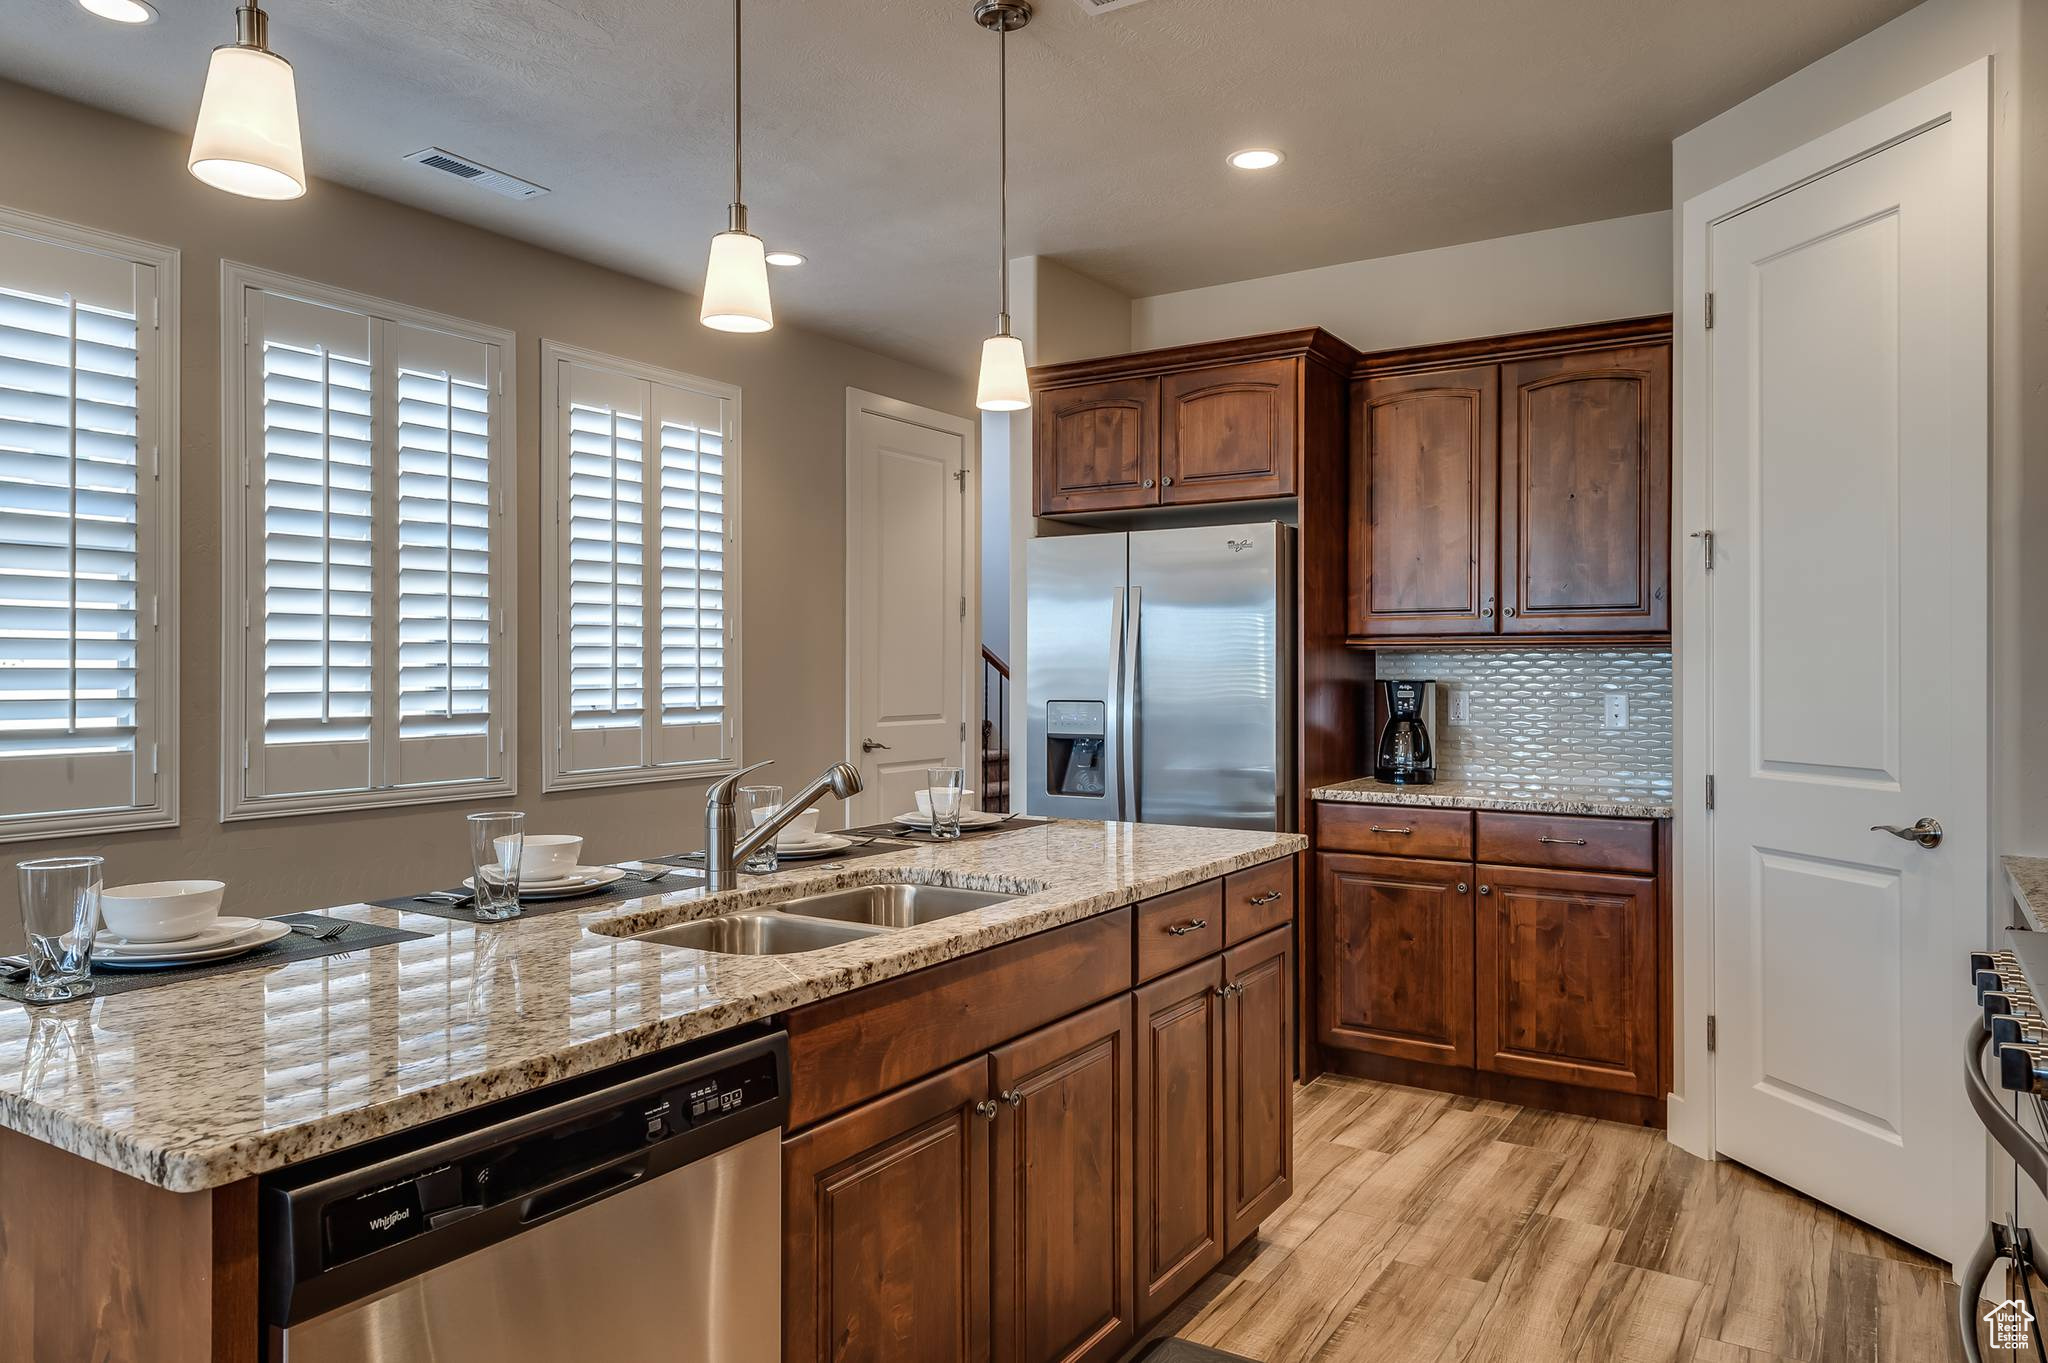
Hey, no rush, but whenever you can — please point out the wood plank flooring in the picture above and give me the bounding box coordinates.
[1151,1075,1965,1363]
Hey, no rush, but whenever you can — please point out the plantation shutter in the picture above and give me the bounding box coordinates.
[0,232,159,824]
[553,358,732,780]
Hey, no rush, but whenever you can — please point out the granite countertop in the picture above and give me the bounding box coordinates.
[0,820,1301,1193]
[2006,856,2048,931]
[1312,776,1675,820]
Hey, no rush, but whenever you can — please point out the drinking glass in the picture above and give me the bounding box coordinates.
[926,766,965,840]
[16,856,101,1002]
[467,812,524,922]
[739,785,783,873]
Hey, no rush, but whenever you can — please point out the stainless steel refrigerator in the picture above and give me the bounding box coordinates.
[1025,522,1295,831]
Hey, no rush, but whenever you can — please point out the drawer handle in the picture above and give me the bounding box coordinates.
[1247,890,1283,906]
[1538,836,1589,846]
[1369,825,1414,835]
[1167,918,1210,937]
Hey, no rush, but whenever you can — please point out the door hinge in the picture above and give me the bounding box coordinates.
[953,468,967,490]
[1704,774,1715,810]
[959,595,967,620]
[149,742,158,776]
[960,721,967,741]
[151,296,160,331]
[1706,1015,1718,1052]
[1691,529,1715,571]
[1704,292,1715,329]
[241,739,251,770]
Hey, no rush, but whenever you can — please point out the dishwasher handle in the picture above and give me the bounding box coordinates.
[519,1156,649,1227]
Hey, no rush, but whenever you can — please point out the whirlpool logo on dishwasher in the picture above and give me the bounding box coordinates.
[368,1207,413,1233]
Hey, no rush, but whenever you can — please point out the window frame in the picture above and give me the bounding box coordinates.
[219,262,517,821]
[539,340,743,793]
[0,206,180,844]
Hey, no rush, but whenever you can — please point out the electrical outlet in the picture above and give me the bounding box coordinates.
[1447,690,1470,726]
[1603,693,1629,731]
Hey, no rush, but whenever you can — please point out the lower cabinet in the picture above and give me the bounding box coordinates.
[990,998,1137,1363]
[1317,853,1474,1066]
[786,913,1296,1361]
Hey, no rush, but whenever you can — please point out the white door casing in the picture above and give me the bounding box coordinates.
[844,390,977,826]
[1680,61,1988,1265]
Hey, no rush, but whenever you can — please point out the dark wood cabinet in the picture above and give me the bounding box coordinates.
[1348,317,1672,644]
[1350,365,1498,636]
[1316,853,1474,1067]
[990,998,1136,1363]
[1473,864,1659,1096]
[1034,377,1160,514]
[1132,958,1225,1327]
[1158,358,1298,504]
[1498,345,1671,634]
[1222,928,1293,1249]
[783,1058,993,1363]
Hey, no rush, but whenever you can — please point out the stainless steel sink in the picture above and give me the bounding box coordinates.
[630,913,888,955]
[773,883,1022,928]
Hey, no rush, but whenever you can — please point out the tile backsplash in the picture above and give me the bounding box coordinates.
[1373,649,1673,795]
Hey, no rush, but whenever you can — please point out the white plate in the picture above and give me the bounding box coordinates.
[463,866,628,899]
[95,915,273,955]
[93,918,291,968]
[892,810,1008,829]
[772,834,854,860]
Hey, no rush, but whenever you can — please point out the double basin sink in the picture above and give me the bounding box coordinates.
[630,882,1022,956]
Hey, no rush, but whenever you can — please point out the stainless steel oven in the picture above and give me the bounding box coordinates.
[261,1027,786,1363]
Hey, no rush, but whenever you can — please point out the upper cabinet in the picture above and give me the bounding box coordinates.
[1031,331,1354,518]
[1349,318,1672,645]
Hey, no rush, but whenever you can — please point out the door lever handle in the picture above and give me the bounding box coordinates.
[1871,818,1942,849]
[861,739,891,753]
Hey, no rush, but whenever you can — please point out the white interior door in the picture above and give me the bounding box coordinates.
[845,391,974,825]
[1706,112,1986,1258]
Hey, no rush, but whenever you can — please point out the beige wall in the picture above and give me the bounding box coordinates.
[1669,0,2044,858]
[1129,211,1674,354]
[0,79,973,946]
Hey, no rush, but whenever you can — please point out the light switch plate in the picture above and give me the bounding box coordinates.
[1603,693,1629,730]
[1448,690,1471,725]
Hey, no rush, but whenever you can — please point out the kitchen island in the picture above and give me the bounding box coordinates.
[0,818,1301,1363]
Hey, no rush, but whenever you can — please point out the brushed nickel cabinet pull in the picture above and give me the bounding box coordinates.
[1001,1089,1023,1108]
[1478,885,1492,896]
[1456,882,1468,894]
[1247,890,1282,905]
[1167,918,1209,937]
[1369,825,1414,835]
[975,1100,999,1120]
[1538,836,1588,846]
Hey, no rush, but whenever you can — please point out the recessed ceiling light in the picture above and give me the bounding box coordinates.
[764,250,806,268]
[78,0,158,23]
[1226,148,1284,171]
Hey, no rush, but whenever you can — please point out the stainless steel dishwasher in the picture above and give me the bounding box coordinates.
[262,1026,786,1362]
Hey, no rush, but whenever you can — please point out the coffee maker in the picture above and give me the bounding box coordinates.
[1374,679,1437,784]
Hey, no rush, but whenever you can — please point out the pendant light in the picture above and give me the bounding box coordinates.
[701,0,773,332]
[972,1,1032,411]
[188,2,306,201]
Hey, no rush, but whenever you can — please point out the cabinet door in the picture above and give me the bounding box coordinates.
[783,1058,991,1363]
[1498,344,1671,634]
[1473,864,1659,1095]
[1222,927,1293,1250]
[1158,358,1298,504]
[1317,853,1475,1066]
[990,997,1136,1363]
[1132,958,1224,1327]
[1034,378,1160,515]
[1349,365,1499,637]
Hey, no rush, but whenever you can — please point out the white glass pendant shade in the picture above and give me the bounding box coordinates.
[976,333,1031,412]
[189,43,306,200]
[701,230,774,333]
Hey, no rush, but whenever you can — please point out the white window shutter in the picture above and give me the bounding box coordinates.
[650,381,729,768]
[0,230,158,826]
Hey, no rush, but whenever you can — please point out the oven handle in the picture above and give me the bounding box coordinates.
[1965,1016,2048,1195]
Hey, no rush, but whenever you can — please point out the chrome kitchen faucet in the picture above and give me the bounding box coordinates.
[703,760,863,893]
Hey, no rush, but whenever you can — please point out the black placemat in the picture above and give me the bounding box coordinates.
[654,835,919,873]
[0,915,430,1007]
[372,869,706,923]
[842,814,1050,844]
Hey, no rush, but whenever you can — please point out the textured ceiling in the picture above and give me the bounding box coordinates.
[0,0,1918,377]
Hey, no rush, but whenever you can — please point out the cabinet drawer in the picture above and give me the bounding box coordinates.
[1136,880,1224,983]
[1317,802,1473,859]
[1223,859,1294,944]
[1475,812,1655,873]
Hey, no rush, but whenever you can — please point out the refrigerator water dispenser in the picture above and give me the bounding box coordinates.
[1044,701,1107,797]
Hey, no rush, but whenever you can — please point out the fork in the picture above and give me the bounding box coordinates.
[289,918,349,941]
[608,864,675,883]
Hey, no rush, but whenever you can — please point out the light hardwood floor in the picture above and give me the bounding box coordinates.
[1152,1075,1965,1363]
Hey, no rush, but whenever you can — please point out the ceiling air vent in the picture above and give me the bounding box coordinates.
[1072,0,1157,12]
[402,148,550,201]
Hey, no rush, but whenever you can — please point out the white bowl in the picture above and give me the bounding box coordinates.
[98,880,226,944]
[915,788,979,818]
[752,807,822,844]
[498,834,583,881]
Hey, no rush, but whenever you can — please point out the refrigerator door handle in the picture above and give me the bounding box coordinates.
[1121,586,1142,822]
[1105,589,1126,821]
